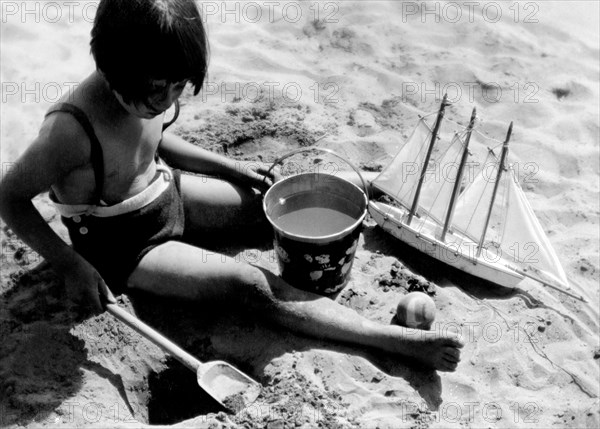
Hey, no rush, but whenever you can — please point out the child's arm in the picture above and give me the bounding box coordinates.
[0,115,113,312]
[158,132,275,191]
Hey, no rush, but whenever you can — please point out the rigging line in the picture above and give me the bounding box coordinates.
[442,116,476,135]
[417,110,439,121]
[460,151,497,237]
[401,125,430,198]
[386,120,429,193]
[498,168,512,253]
[418,133,464,230]
[415,135,459,233]
[384,134,432,221]
[455,128,470,142]
[416,208,427,234]
[410,130,448,218]
[380,121,430,219]
[472,128,505,146]
[416,209,426,234]
[425,111,505,147]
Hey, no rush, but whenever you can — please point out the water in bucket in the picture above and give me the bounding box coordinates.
[274,192,358,237]
[264,172,368,295]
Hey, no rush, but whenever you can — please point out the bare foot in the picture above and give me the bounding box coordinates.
[385,325,465,372]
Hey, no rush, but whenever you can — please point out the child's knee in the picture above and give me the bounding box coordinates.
[233,264,278,308]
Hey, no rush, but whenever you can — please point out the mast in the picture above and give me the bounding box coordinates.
[440,107,477,242]
[407,93,449,225]
[476,121,513,258]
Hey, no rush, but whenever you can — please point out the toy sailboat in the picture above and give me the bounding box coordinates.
[369,94,586,302]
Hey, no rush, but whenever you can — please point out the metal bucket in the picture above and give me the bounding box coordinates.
[263,149,368,295]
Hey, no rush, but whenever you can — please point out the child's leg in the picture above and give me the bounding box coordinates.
[128,172,462,370]
[128,241,463,371]
[179,174,268,244]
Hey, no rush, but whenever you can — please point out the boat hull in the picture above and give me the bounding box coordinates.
[369,201,524,289]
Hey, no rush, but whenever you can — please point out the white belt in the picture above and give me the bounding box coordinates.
[53,165,172,218]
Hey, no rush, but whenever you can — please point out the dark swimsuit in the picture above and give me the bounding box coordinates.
[46,102,186,293]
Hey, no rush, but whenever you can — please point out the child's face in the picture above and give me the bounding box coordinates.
[114,79,188,119]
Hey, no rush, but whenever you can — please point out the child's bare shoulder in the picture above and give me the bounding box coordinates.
[37,106,92,168]
[9,105,94,190]
[0,106,94,198]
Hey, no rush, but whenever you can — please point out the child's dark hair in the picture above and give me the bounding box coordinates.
[91,0,209,103]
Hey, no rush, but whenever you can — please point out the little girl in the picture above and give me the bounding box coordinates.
[0,0,462,371]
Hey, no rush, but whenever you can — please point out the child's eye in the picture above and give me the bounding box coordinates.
[174,80,188,89]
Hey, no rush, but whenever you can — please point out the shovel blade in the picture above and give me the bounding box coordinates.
[197,361,261,412]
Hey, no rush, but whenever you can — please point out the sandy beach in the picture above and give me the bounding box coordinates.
[1,1,599,427]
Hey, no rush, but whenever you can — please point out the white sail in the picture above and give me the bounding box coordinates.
[452,153,502,243]
[500,167,570,287]
[418,133,466,225]
[372,118,466,226]
[454,160,569,288]
[371,118,431,210]
[370,108,578,299]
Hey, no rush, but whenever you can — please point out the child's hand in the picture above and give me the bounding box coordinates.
[62,257,116,315]
[243,164,283,193]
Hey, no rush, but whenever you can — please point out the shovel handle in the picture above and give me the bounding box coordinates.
[105,303,201,373]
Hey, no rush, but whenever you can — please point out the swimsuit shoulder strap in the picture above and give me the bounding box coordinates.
[45,102,105,203]
[162,99,180,131]
[156,100,180,160]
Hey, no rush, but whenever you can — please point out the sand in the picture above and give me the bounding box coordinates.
[1,1,599,428]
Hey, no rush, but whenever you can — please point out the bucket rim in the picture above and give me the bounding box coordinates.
[262,172,368,244]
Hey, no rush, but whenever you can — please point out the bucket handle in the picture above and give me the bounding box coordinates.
[265,147,370,202]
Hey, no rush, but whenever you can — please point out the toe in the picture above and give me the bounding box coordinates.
[444,347,461,362]
[443,335,465,348]
[441,357,459,371]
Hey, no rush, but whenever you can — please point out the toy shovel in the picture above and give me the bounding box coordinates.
[105,302,261,412]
